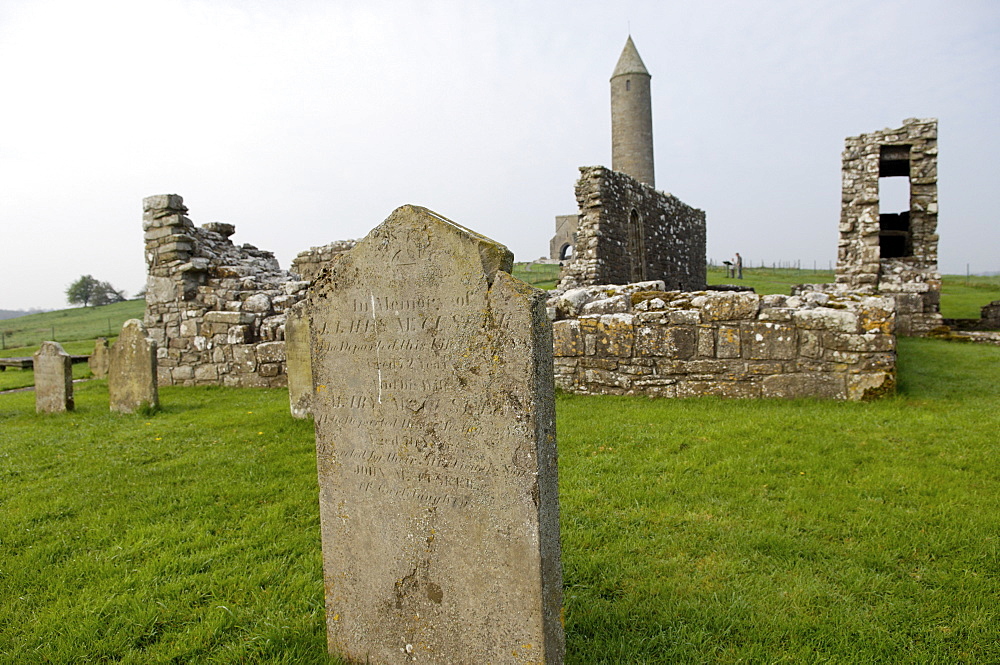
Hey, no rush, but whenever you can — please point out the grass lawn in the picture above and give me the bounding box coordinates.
[1,337,998,662]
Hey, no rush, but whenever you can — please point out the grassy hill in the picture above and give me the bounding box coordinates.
[0,299,145,352]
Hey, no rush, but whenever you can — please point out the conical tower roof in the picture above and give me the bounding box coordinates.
[611,36,649,79]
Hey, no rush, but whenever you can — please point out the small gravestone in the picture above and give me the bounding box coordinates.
[89,337,110,379]
[310,205,564,664]
[285,302,313,419]
[108,319,159,413]
[33,341,74,413]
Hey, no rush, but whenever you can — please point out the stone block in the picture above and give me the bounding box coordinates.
[635,324,696,359]
[858,298,895,334]
[698,292,760,322]
[697,326,715,357]
[204,310,249,325]
[742,322,798,360]
[194,364,219,382]
[716,326,741,358]
[232,344,257,372]
[822,332,895,353]
[792,308,860,334]
[676,380,760,398]
[227,325,249,344]
[847,371,895,401]
[243,293,272,314]
[172,365,194,381]
[800,329,823,359]
[595,314,635,357]
[256,341,286,363]
[552,320,584,356]
[761,374,845,399]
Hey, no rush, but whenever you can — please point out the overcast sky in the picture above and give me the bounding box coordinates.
[1,0,997,311]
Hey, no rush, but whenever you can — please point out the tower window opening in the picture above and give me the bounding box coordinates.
[626,79,630,91]
[878,144,912,258]
[879,144,911,177]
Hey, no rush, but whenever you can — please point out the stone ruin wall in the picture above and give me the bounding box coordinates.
[291,240,357,282]
[558,166,706,292]
[143,195,309,387]
[809,118,942,336]
[549,214,579,261]
[549,282,896,401]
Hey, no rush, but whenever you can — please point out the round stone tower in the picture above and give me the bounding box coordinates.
[610,36,654,188]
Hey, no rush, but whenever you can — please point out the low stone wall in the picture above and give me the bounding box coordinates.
[549,284,896,401]
[143,194,308,387]
[792,282,941,337]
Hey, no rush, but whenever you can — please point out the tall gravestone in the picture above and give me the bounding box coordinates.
[285,302,313,419]
[310,205,564,664]
[33,341,74,413]
[89,337,110,379]
[108,319,159,413]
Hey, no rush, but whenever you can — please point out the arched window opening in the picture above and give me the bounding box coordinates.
[627,208,645,282]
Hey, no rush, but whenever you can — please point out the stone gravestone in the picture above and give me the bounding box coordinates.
[285,301,313,419]
[108,319,159,414]
[33,341,74,413]
[310,205,564,664]
[89,337,110,379]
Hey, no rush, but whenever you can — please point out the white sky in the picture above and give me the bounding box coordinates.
[1,0,997,311]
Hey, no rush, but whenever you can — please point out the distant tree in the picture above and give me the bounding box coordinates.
[66,275,125,307]
[92,281,126,306]
[66,275,99,307]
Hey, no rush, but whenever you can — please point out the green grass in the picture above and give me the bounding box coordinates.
[2,338,999,662]
[706,265,834,295]
[0,384,337,664]
[513,262,562,290]
[0,299,145,351]
[940,274,1000,320]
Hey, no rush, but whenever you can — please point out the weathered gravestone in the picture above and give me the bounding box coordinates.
[286,301,313,419]
[89,337,110,379]
[108,319,159,413]
[34,341,74,413]
[310,205,564,664]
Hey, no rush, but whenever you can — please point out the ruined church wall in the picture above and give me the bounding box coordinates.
[550,285,896,401]
[558,166,706,291]
[143,194,308,387]
[836,118,941,336]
